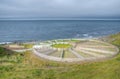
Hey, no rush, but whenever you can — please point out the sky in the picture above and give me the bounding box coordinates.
[0,0,120,19]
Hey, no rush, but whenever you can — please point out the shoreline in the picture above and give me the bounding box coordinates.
[0,32,119,45]
[0,35,105,44]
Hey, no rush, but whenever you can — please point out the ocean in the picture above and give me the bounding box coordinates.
[0,20,120,42]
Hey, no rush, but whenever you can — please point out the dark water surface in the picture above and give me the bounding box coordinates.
[0,20,120,42]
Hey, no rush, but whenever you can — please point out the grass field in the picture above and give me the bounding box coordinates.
[48,51,62,57]
[64,50,77,58]
[51,44,72,48]
[0,33,120,79]
[21,44,33,49]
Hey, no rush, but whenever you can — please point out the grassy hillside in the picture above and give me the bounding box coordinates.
[0,33,120,79]
[101,32,120,47]
[0,47,15,57]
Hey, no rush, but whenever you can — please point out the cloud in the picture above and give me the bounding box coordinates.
[0,0,120,19]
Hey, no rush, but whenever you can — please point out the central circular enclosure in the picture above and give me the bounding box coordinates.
[51,44,72,48]
[33,39,119,62]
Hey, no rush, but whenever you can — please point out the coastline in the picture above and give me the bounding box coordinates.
[0,33,114,45]
[0,34,108,44]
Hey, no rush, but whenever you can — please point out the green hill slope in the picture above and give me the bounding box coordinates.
[0,47,15,57]
[0,33,120,79]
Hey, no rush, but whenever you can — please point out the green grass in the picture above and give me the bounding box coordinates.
[48,51,61,57]
[21,44,33,49]
[64,50,77,58]
[0,47,18,57]
[75,50,93,57]
[51,44,72,48]
[0,33,120,79]
[70,39,81,42]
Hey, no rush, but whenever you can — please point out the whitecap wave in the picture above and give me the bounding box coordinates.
[0,42,12,44]
[83,34,89,37]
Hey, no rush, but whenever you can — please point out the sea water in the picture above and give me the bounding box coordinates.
[0,20,120,42]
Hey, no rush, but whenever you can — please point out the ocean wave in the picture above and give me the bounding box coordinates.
[0,42,12,44]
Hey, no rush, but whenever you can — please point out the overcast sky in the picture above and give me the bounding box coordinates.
[0,0,120,19]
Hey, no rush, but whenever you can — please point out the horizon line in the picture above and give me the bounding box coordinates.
[0,19,120,21]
